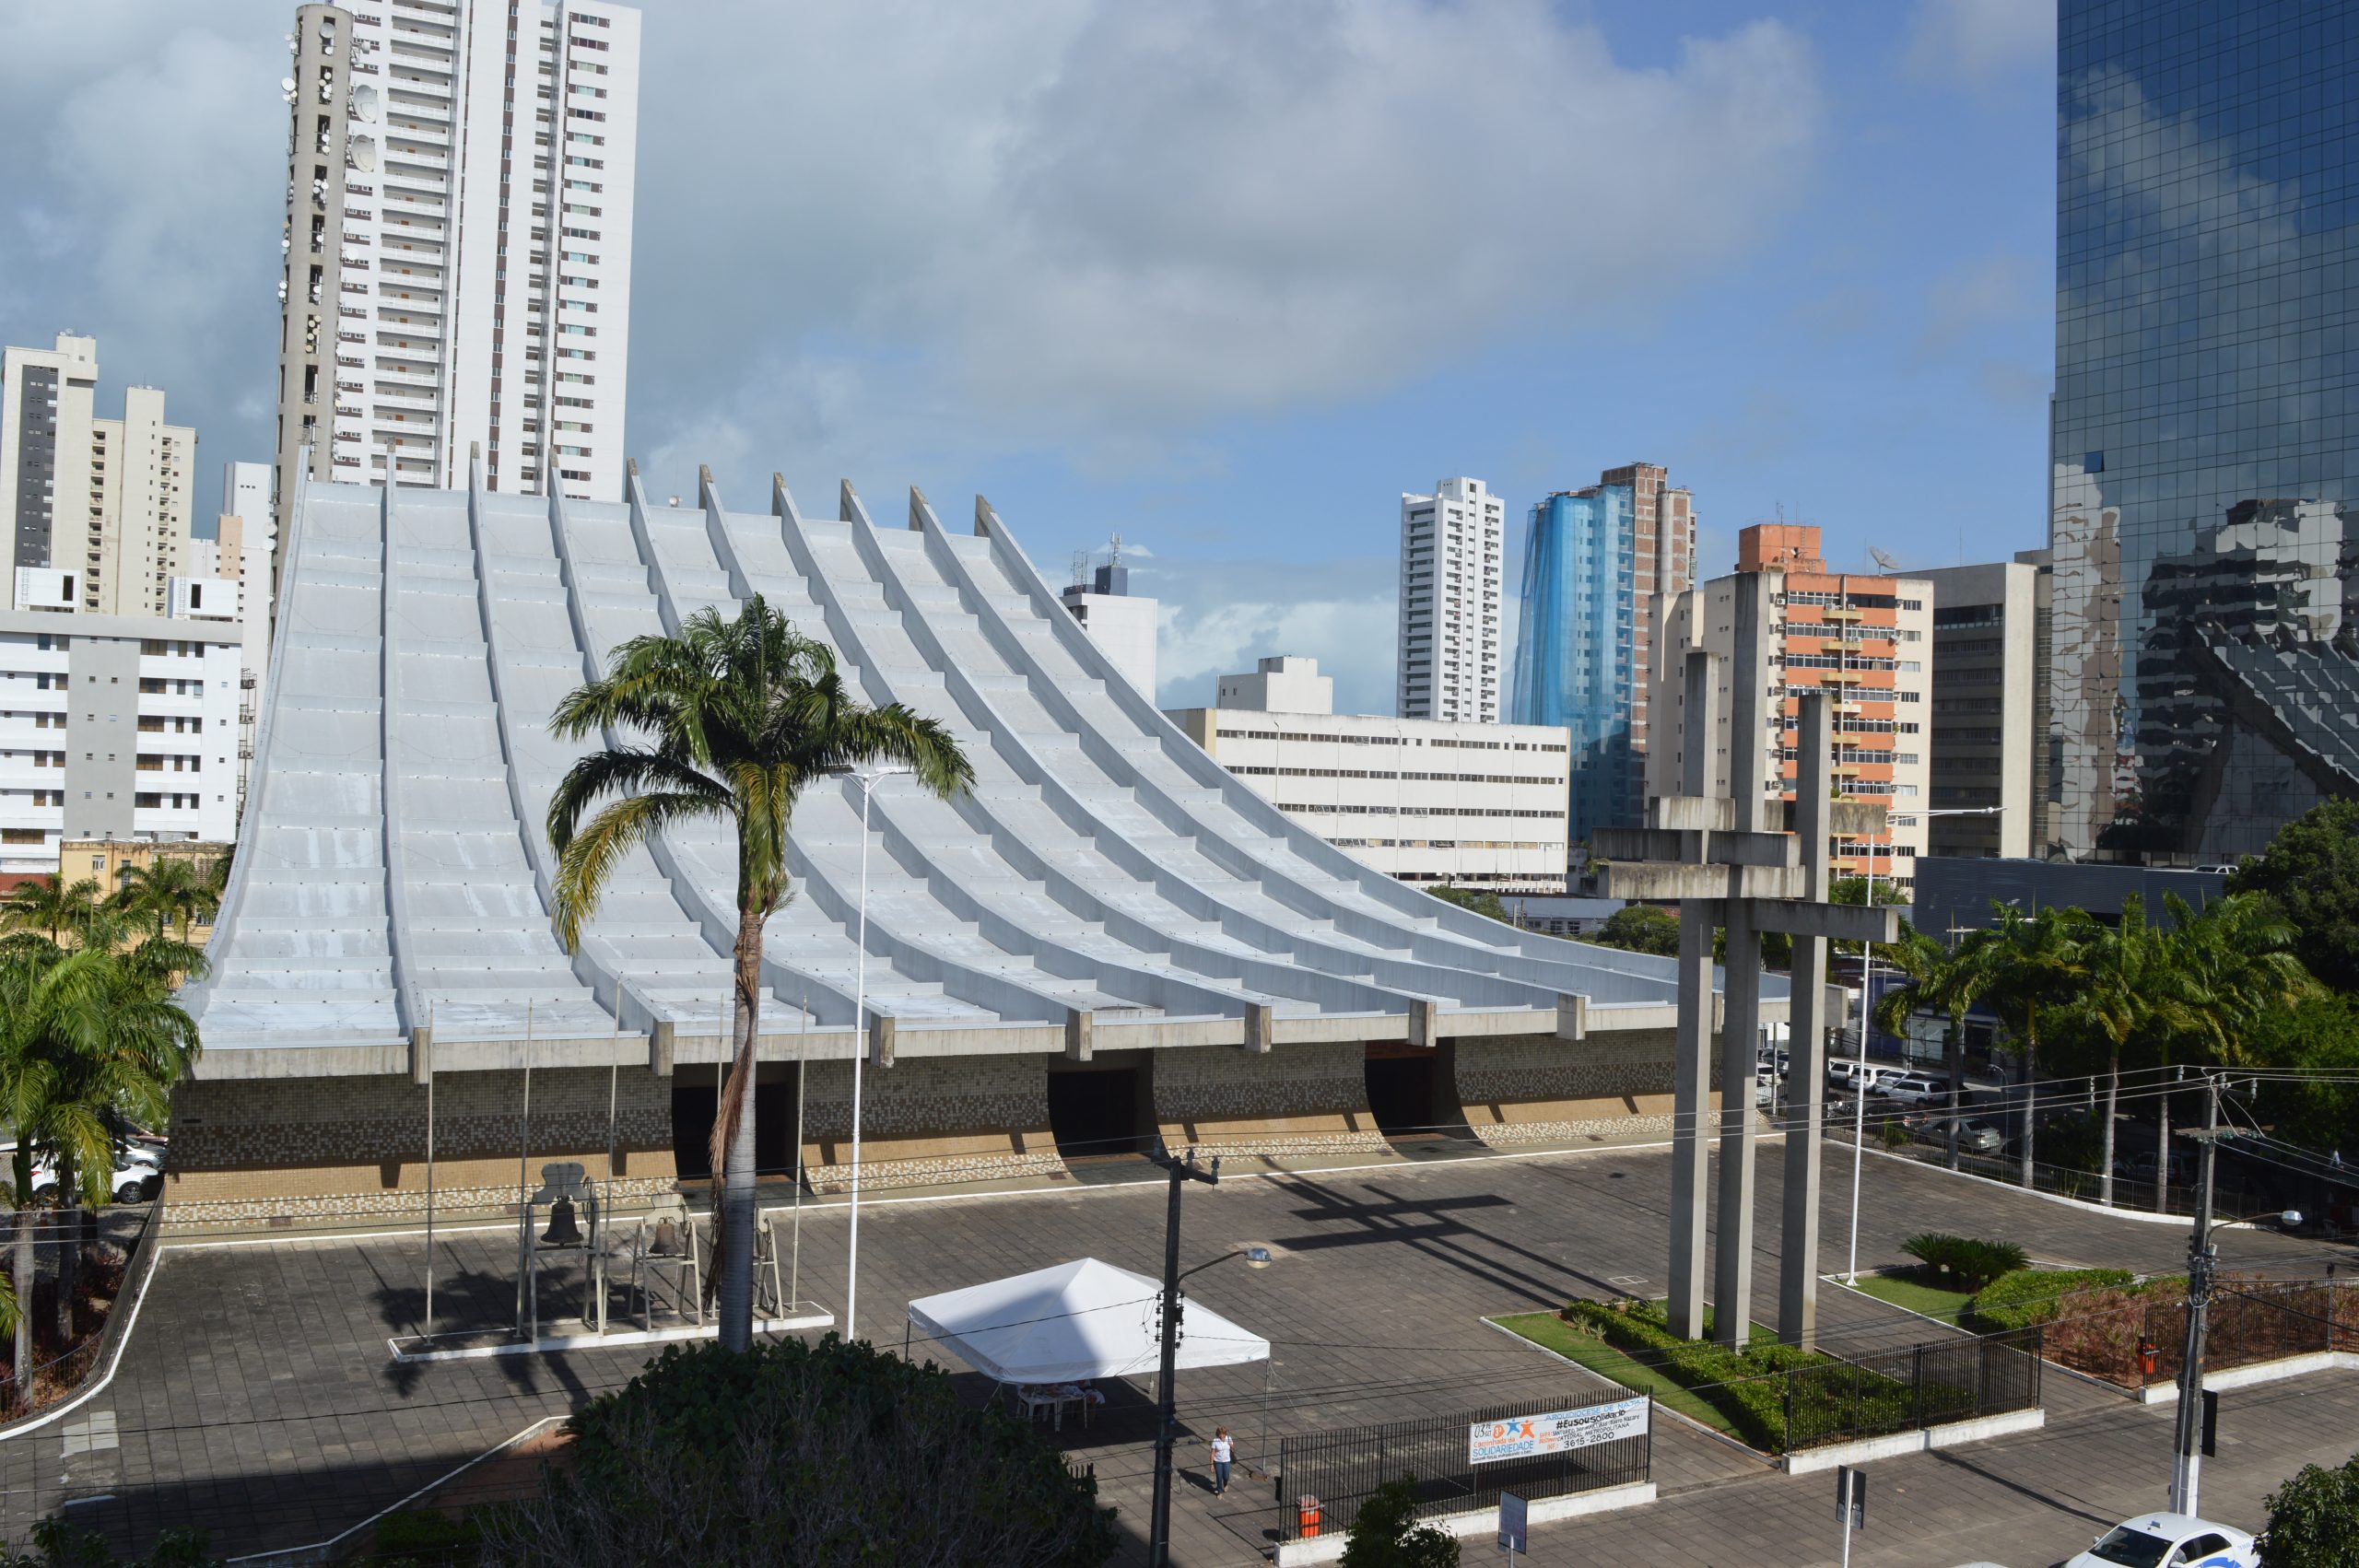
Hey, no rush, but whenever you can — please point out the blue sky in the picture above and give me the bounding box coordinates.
[0,1,2058,716]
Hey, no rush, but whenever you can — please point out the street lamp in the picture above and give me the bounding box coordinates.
[836,760,913,1341]
[1845,803,2007,1285]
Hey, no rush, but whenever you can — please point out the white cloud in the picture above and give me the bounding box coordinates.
[0,2,1822,495]
[1123,555,1399,715]
[1906,0,2053,82]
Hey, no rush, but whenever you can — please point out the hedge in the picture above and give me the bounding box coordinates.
[1964,1267,2136,1332]
[1559,1299,1922,1454]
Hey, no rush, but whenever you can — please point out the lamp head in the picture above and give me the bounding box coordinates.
[2280,1209,2304,1228]
[1244,1246,1274,1270]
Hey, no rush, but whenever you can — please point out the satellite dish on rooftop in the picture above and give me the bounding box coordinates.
[281,76,297,92]
[1868,546,1900,574]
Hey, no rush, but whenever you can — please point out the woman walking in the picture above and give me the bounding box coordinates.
[1210,1427,1235,1495]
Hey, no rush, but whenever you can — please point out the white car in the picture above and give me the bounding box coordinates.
[30,1142,163,1204]
[2066,1513,2257,1568]
[1826,1059,1895,1094]
[1881,1072,1956,1107]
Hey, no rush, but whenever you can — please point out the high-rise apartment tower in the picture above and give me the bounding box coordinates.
[2048,0,2359,860]
[1397,477,1503,722]
[1508,462,1693,846]
[274,0,640,584]
[1651,524,1934,887]
[1,333,198,620]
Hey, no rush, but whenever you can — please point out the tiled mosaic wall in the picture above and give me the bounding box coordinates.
[1154,1040,1390,1158]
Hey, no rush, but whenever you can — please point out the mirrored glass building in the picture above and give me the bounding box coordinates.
[2048,0,2359,861]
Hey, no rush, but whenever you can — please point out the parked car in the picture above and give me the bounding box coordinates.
[2065,1512,2256,1567]
[1953,1118,2004,1154]
[30,1142,162,1204]
[1827,1059,1896,1094]
[2113,1150,2195,1185]
[1881,1072,1956,1107]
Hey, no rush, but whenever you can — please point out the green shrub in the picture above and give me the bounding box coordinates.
[1558,1299,1914,1454]
[1901,1234,2030,1291]
[370,1508,478,1566]
[1340,1474,1461,1567]
[1964,1267,2135,1332]
[2259,1448,2359,1568]
[477,1337,1119,1568]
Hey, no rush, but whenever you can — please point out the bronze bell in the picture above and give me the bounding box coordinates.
[650,1217,683,1257]
[541,1195,583,1246]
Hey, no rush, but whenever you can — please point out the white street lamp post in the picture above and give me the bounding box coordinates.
[841,761,911,1341]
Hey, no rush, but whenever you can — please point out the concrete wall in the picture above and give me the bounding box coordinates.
[1454,1028,1717,1146]
[164,1066,678,1227]
[1155,1040,1390,1159]
[796,1053,1063,1193]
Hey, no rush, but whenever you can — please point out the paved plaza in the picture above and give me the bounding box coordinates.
[3,1137,2350,1566]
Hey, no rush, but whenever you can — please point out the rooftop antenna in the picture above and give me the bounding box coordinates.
[1108,532,1124,568]
[1070,550,1089,589]
[1868,545,1900,574]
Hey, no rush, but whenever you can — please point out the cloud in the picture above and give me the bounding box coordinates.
[1906,0,2053,82]
[1,2,1822,499]
[1915,251,2043,357]
[1124,554,1400,714]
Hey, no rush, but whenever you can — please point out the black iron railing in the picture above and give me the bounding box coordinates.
[1276,1389,1650,1541]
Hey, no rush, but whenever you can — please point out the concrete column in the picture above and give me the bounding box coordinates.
[1711,898,1762,1349]
[1779,692,1835,1348]
[1667,898,1717,1340]
[1667,649,1720,1341]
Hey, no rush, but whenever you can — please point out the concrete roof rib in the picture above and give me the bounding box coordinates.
[186,461,1766,1078]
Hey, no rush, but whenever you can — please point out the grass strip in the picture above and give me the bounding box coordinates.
[1489,1312,1744,1439]
[1842,1268,1976,1326]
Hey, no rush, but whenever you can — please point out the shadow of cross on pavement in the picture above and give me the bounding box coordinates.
[1266,1176,1628,1309]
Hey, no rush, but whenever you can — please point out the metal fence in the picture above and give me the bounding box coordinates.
[1276,1390,1650,1541]
[1776,1326,2044,1450]
[2039,1277,2353,1389]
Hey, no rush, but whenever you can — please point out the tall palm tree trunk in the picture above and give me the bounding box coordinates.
[2101,1052,2119,1206]
[2017,1030,2037,1189]
[710,906,763,1352]
[1943,1022,1962,1171]
[52,1153,76,1346]
[11,1154,32,1405]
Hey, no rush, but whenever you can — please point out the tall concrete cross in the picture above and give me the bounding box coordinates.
[1598,649,1896,1351]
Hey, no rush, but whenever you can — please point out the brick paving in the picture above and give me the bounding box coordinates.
[0,1136,2347,1565]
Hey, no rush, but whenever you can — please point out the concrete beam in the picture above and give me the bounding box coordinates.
[1409,998,1441,1048]
[1600,862,1807,901]
[1751,901,1903,942]
[409,1026,432,1086]
[651,1020,675,1077]
[1713,899,1763,1349]
[1555,993,1588,1041]
[1243,1003,1273,1055]
[1779,690,1835,1352]
[1667,898,1715,1341]
[1065,1009,1094,1062]
[1593,827,1799,869]
[1648,794,1735,833]
[1826,801,1891,838]
[871,1015,897,1068]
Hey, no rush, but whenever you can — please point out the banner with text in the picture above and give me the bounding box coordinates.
[1468,1396,1649,1466]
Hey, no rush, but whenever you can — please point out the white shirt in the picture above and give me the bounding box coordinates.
[1211,1436,1234,1462]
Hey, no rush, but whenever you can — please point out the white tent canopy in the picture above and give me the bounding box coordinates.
[907,1258,1272,1386]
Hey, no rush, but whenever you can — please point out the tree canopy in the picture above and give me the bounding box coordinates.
[1591,904,1681,957]
[2261,1447,2359,1568]
[2230,798,2359,994]
[480,1338,1118,1567]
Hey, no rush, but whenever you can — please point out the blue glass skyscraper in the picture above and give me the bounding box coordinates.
[2048,0,2359,860]
[1510,487,1637,845]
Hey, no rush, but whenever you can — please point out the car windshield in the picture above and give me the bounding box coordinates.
[2087,1526,2175,1567]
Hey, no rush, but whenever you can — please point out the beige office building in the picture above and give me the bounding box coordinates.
[1169,656,1572,893]
[1919,554,2052,860]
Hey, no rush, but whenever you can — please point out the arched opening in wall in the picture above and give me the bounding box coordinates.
[1044,1050,1155,1174]
[672,1063,802,1186]
[1363,1040,1468,1150]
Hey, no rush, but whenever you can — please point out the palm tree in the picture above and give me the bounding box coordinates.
[1916,906,2096,1189]
[113,857,220,944]
[2145,892,2315,1208]
[0,878,101,947]
[2060,896,2181,1206]
[1872,928,1970,1168]
[546,596,972,1351]
[0,938,196,1398]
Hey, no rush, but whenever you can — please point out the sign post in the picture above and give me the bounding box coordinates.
[1835,1466,1867,1568]
[1496,1491,1527,1560]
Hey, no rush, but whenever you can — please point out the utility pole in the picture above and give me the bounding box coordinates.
[1146,1144,1220,1568]
[2169,1075,2222,1515]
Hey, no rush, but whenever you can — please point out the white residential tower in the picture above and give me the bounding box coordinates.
[1396,476,1504,722]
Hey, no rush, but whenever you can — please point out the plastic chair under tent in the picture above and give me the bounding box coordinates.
[627,1194,705,1330]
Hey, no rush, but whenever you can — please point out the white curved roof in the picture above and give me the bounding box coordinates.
[186,463,1742,1065]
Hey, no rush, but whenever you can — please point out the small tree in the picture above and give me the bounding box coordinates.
[1339,1476,1460,1568]
[1592,904,1681,957]
[2260,1449,2359,1567]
